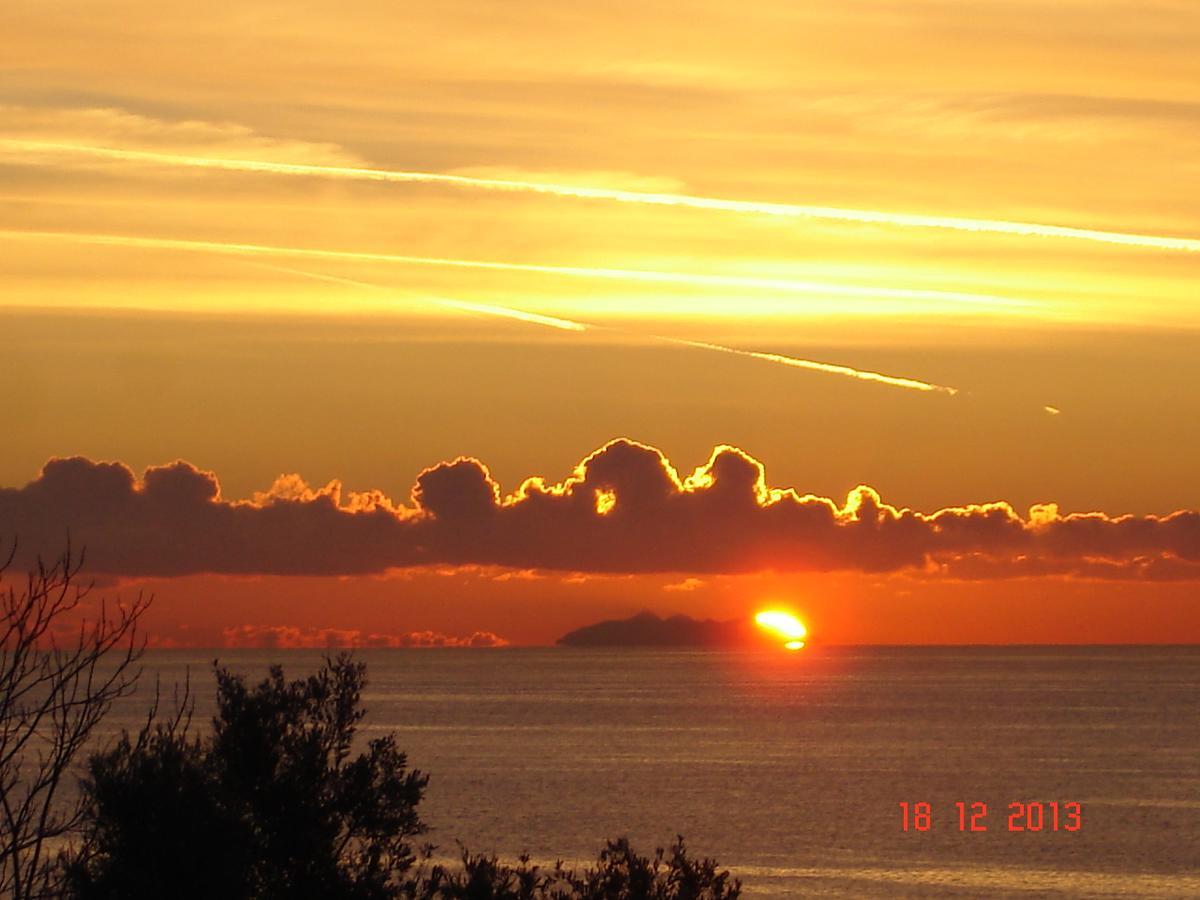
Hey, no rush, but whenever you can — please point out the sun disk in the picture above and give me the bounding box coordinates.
[755,610,808,644]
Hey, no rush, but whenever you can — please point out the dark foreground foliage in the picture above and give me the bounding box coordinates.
[64,654,740,900]
[65,656,428,900]
[414,838,741,900]
[0,540,148,900]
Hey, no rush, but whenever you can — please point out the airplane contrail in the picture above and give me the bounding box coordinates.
[253,263,586,331]
[258,263,959,396]
[0,228,1031,310]
[661,337,957,395]
[5,139,1199,252]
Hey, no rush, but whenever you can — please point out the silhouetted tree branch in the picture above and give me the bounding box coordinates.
[0,537,149,899]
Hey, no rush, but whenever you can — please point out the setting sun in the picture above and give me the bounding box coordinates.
[754,610,808,649]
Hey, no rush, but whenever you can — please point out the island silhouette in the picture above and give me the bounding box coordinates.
[557,610,780,648]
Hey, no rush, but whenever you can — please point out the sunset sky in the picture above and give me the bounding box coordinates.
[3,1,1199,645]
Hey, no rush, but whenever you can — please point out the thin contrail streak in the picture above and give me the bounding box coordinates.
[662,337,957,395]
[5,139,1199,252]
[261,264,958,396]
[254,263,587,331]
[0,228,1030,309]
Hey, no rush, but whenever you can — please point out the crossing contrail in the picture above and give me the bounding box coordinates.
[5,139,1199,252]
[0,228,1031,311]
[256,264,959,396]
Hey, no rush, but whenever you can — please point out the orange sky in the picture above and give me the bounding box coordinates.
[2,1,1199,645]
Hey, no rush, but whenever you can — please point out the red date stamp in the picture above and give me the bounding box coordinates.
[899,801,1082,832]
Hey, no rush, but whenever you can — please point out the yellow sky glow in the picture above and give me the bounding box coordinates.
[0,228,1038,316]
[5,139,1199,252]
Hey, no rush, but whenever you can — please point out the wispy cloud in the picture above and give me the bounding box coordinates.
[260,264,588,332]
[4,138,1198,252]
[220,623,509,648]
[265,265,958,395]
[0,227,965,394]
[0,228,1032,311]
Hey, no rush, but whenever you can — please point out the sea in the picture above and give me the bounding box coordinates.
[95,647,1199,898]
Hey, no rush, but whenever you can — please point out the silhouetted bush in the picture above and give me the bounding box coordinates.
[66,655,428,899]
[64,705,253,898]
[66,655,740,900]
[414,838,741,899]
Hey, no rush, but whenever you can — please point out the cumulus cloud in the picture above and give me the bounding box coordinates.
[1,439,1198,581]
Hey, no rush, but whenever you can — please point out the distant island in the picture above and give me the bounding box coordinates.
[557,610,762,648]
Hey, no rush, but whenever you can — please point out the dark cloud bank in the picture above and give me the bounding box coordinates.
[1,439,1198,580]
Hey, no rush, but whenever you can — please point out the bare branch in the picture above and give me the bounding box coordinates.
[0,537,150,899]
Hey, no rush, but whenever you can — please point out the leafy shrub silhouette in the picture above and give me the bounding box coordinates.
[414,838,741,899]
[65,703,253,898]
[66,655,428,899]
[66,655,740,900]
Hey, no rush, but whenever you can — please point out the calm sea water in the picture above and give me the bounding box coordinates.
[97,647,1199,898]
